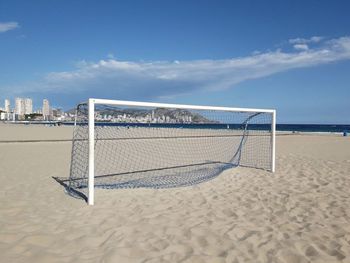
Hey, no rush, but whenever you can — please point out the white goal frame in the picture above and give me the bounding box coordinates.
[86,98,276,205]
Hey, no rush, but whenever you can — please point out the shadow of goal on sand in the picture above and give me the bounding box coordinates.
[53,161,236,203]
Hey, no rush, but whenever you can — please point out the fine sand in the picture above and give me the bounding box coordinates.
[0,124,350,263]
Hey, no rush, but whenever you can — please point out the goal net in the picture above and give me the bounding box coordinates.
[67,99,275,204]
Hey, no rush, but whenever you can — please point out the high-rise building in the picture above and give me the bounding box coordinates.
[24,98,33,114]
[15,98,33,116]
[15,98,25,115]
[4,99,10,113]
[42,99,51,120]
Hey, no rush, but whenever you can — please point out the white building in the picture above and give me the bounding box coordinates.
[42,99,51,120]
[0,112,15,121]
[5,99,10,113]
[15,98,25,115]
[24,98,33,114]
[15,98,33,117]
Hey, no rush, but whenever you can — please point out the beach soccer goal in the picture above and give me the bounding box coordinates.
[68,98,276,205]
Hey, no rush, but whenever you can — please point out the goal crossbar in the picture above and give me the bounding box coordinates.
[82,98,275,113]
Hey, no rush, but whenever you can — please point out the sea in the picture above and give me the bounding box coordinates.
[276,124,350,133]
[66,122,350,133]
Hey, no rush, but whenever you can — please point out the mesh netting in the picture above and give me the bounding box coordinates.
[66,103,272,198]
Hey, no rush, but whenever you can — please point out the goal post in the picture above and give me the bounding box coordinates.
[271,109,276,173]
[70,98,276,205]
[88,99,95,205]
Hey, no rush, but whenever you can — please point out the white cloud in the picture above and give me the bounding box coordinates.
[310,36,324,43]
[3,36,350,104]
[0,22,19,33]
[289,36,316,44]
[289,36,324,44]
[293,44,309,51]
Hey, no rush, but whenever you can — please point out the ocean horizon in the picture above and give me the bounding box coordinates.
[60,122,350,133]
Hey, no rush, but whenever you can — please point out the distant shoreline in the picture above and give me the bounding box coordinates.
[2,120,349,133]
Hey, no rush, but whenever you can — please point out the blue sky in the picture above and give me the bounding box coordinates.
[0,0,350,123]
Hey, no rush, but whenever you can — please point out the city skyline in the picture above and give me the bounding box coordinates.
[0,1,350,124]
[0,97,52,113]
[0,97,70,121]
[0,97,63,112]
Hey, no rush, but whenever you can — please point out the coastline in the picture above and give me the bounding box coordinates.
[1,122,348,142]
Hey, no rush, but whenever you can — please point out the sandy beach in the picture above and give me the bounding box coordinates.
[1,124,350,263]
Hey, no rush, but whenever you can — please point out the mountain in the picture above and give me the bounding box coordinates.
[95,106,215,123]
